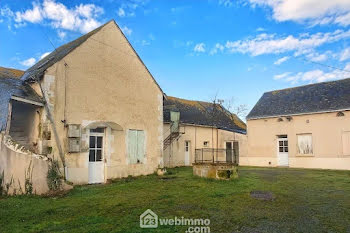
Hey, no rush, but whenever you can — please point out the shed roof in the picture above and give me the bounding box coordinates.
[164,96,246,134]
[0,67,43,131]
[247,78,350,120]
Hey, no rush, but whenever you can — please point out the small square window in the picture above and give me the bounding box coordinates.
[203,141,209,147]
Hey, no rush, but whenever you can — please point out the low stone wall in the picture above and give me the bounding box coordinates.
[0,133,50,195]
[193,163,238,180]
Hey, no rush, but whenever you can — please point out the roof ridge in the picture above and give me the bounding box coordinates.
[21,19,115,81]
[167,96,214,105]
[265,77,350,94]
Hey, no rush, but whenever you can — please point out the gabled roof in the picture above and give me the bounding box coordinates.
[0,67,43,131]
[21,20,111,82]
[21,19,164,94]
[247,78,350,120]
[164,96,246,134]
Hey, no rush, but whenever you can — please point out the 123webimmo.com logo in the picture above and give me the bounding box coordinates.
[140,209,210,233]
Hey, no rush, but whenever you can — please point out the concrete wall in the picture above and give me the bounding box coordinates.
[32,21,163,184]
[244,111,350,170]
[0,133,50,195]
[163,123,247,167]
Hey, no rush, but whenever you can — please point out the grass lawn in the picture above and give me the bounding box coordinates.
[1,166,350,233]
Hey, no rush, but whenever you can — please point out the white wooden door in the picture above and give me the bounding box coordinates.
[185,141,190,166]
[277,138,289,166]
[89,129,105,184]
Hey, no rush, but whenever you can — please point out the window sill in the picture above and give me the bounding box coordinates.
[296,154,314,157]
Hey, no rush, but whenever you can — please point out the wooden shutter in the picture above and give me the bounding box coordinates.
[128,130,137,164]
[136,130,145,163]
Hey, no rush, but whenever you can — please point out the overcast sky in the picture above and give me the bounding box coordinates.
[1,0,350,112]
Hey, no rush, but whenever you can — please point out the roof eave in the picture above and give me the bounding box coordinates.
[247,108,350,120]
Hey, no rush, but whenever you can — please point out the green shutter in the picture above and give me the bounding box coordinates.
[136,130,145,163]
[128,130,137,164]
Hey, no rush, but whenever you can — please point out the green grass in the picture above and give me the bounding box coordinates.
[1,167,350,233]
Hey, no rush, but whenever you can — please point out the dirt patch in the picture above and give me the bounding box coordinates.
[159,176,177,180]
[250,191,275,201]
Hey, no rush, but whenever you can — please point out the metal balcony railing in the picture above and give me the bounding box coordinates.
[194,148,238,165]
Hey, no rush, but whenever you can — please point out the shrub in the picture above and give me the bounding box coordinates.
[47,160,62,191]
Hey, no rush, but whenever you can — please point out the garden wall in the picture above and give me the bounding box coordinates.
[0,133,50,195]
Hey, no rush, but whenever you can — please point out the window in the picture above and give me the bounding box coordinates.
[185,141,189,152]
[128,129,145,164]
[89,128,104,162]
[278,140,288,152]
[203,141,209,147]
[297,134,313,154]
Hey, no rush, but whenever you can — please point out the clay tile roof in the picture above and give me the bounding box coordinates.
[164,96,246,134]
[247,78,350,119]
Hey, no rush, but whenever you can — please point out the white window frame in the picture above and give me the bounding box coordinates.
[89,128,104,162]
[297,133,313,155]
[185,141,190,152]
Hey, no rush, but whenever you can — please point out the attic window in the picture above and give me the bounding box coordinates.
[337,112,345,117]
[277,118,283,122]
[203,141,209,147]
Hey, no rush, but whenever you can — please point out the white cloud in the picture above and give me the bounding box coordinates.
[209,43,225,55]
[20,57,36,67]
[121,26,132,36]
[256,27,265,32]
[274,56,289,65]
[40,52,51,59]
[248,0,350,26]
[194,43,206,53]
[274,72,292,80]
[117,7,125,17]
[340,48,350,61]
[219,0,234,7]
[225,29,350,56]
[274,63,350,84]
[4,0,104,34]
[57,30,66,39]
[305,51,330,62]
[141,40,150,46]
[15,3,42,23]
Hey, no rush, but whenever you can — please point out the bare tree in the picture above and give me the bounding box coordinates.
[224,97,248,119]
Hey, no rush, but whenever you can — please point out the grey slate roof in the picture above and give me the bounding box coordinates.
[21,20,110,82]
[247,78,350,119]
[0,66,24,79]
[164,96,246,134]
[0,67,43,131]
